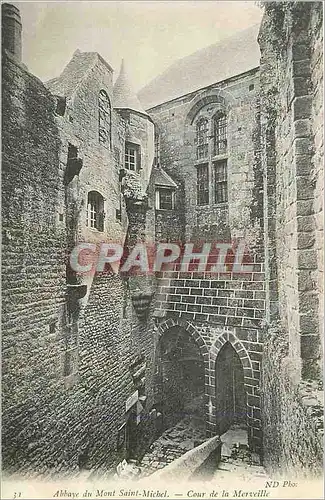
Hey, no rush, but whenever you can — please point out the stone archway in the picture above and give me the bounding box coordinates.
[156,319,209,431]
[184,88,236,126]
[208,330,260,451]
[215,342,246,435]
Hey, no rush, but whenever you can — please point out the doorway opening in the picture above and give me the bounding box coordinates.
[215,341,246,435]
[157,326,205,432]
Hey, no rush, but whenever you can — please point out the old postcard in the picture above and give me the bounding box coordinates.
[1,1,323,499]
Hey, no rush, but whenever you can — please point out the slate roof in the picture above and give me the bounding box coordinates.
[138,24,260,110]
[113,59,148,115]
[46,50,112,97]
[152,167,178,188]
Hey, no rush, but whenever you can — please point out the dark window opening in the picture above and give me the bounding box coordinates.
[68,143,78,160]
[214,113,227,155]
[214,160,228,203]
[55,96,66,116]
[49,321,57,335]
[87,191,105,231]
[63,351,73,377]
[65,144,83,184]
[197,164,209,205]
[249,84,255,91]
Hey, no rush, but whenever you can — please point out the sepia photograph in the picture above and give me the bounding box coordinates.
[1,1,324,499]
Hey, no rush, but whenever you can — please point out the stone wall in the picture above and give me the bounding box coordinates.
[155,268,265,330]
[154,186,185,244]
[147,68,265,453]
[2,52,67,474]
[259,1,323,476]
[153,318,263,452]
[1,45,158,475]
[147,70,261,245]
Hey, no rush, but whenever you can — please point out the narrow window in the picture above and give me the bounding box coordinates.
[197,164,209,205]
[68,143,78,160]
[154,132,160,166]
[155,188,175,210]
[196,118,209,160]
[214,113,227,155]
[63,351,73,377]
[99,90,111,147]
[214,160,228,203]
[86,191,105,231]
[125,142,140,171]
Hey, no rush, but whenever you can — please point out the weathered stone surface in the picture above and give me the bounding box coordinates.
[259,0,323,478]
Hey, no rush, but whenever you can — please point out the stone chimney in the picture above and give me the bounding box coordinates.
[2,3,22,62]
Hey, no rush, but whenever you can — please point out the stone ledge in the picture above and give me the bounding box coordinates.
[148,435,222,480]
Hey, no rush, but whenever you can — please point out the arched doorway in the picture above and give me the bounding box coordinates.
[156,326,205,431]
[215,342,246,435]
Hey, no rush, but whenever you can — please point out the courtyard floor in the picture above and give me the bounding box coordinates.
[138,415,267,483]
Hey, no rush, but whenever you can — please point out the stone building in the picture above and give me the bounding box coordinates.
[1,1,323,481]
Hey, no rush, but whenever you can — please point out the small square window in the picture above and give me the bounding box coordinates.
[155,188,175,210]
[249,84,254,91]
[125,142,140,171]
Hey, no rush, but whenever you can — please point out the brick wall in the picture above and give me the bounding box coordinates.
[155,269,265,330]
[259,1,323,476]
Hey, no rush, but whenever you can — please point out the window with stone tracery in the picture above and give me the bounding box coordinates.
[197,163,209,205]
[214,112,227,155]
[196,118,209,160]
[194,108,228,206]
[214,160,228,203]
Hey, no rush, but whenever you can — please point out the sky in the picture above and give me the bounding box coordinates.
[15,1,263,91]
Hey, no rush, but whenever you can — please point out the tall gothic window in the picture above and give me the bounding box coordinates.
[196,118,209,160]
[87,191,105,231]
[99,90,111,147]
[194,109,228,206]
[214,113,227,155]
[214,160,228,203]
[197,164,209,205]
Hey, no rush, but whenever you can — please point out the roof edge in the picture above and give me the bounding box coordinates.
[114,106,153,123]
[144,66,260,112]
